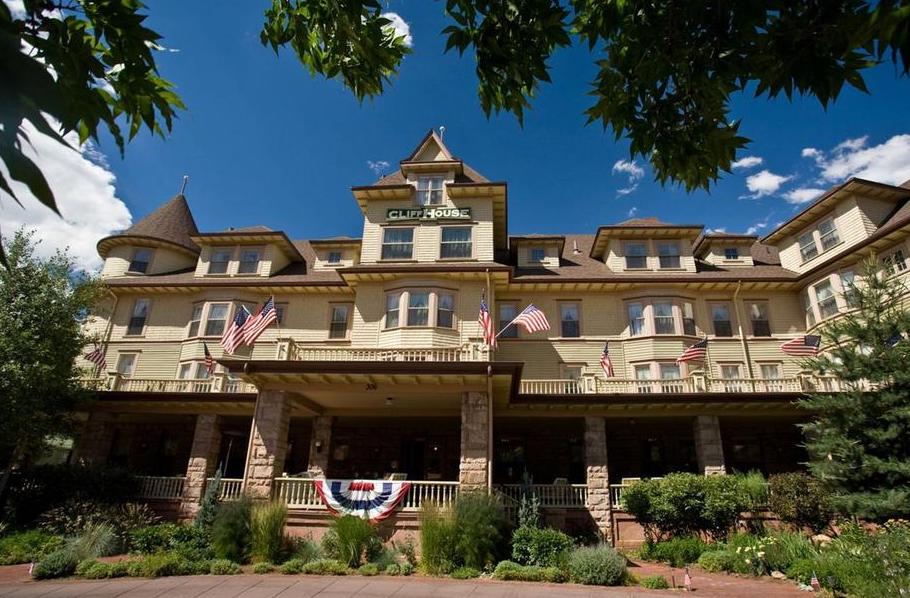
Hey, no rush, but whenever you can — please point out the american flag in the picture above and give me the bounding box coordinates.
[600,342,614,377]
[84,345,106,370]
[203,342,215,375]
[810,571,820,590]
[677,337,708,363]
[781,334,821,356]
[221,305,251,354]
[478,297,496,348]
[511,304,550,334]
[242,296,278,345]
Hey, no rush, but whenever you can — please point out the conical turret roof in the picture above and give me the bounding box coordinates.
[97,194,200,257]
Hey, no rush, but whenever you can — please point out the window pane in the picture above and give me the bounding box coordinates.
[408,292,429,326]
[499,303,518,338]
[329,305,349,339]
[760,364,780,379]
[653,302,675,334]
[625,243,647,269]
[238,250,260,274]
[659,364,680,379]
[721,365,741,379]
[209,249,232,274]
[178,363,192,379]
[724,247,739,260]
[818,220,840,250]
[188,305,203,337]
[437,293,454,328]
[816,281,839,319]
[657,243,680,269]
[204,303,228,336]
[327,251,342,264]
[634,365,652,380]
[530,248,546,263]
[628,303,645,336]
[750,302,771,337]
[129,248,152,273]
[560,303,579,337]
[682,302,696,336]
[798,232,818,261]
[440,227,472,258]
[382,228,414,260]
[127,300,149,335]
[417,177,444,205]
[116,354,135,376]
[712,304,732,337]
[386,293,401,328]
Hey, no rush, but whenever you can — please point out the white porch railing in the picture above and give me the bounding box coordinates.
[521,375,855,395]
[707,378,804,393]
[85,374,257,394]
[518,379,590,395]
[273,478,321,508]
[609,484,626,508]
[272,478,460,511]
[496,484,588,508]
[205,477,244,501]
[399,481,460,510]
[137,476,185,499]
[290,345,487,363]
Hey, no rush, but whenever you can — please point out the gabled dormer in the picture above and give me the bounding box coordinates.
[191,228,304,278]
[693,234,758,267]
[511,235,565,269]
[97,193,200,278]
[310,237,362,269]
[590,217,702,273]
[351,130,507,265]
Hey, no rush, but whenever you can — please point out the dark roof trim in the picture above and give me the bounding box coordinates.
[351,184,413,192]
[104,278,348,289]
[96,234,199,258]
[447,181,507,189]
[342,264,511,275]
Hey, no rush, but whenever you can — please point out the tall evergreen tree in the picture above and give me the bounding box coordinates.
[800,259,910,520]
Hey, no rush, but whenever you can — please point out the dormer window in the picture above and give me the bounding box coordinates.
[625,242,647,269]
[798,231,818,262]
[657,242,680,269]
[530,248,546,263]
[723,247,739,260]
[818,219,840,251]
[209,248,232,274]
[417,176,444,205]
[327,251,343,265]
[128,247,153,273]
[238,248,261,274]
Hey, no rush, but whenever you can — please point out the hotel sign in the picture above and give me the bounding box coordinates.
[386,207,471,222]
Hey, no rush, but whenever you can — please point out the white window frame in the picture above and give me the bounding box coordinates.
[798,231,819,262]
[407,291,430,327]
[126,298,150,336]
[381,227,415,261]
[710,302,733,337]
[814,279,839,320]
[437,292,455,329]
[327,250,343,265]
[652,301,676,334]
[237,247,262,275]
[208,248,233,274]
[883,248,908,276]
[657,242,681,269]
[628,302,646,336]
[187,304,204,338]
[328,303,352,339]
[417,176,444,206]
[116,353,137,377]
[203,302,230,337]
[624,242,648,269]
[128,247,154,274]
[440,226,473,259]
[559,302,581,338]
[818,218,841,251]
[748,301,771,337]
[385,292,402,329]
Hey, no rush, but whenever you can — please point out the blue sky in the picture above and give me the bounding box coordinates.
[5,2,910,269]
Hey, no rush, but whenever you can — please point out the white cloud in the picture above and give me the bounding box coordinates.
[743,170,793,198]
[744,216,771,236]
[0,119,132,272]
[382,12,412,47]
[801,134,910,185]
[367,160,390,177]
[612,159,645,196]
[783,187,826,205]
[627,206,638,218]
[708,227,727,234]
[731,156,763,170]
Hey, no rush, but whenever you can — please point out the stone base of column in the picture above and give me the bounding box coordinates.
[244,391,291,500]
[459,391,489,492]
[71,412,115,465]
[694,415,726,476]
[307,416,333,476]
[178,414,221,521]
[585,416,613,544]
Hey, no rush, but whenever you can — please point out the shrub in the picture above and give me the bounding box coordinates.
[640,575,670,589]
[210,559,241,575]
[399,561,414,576]
[739,471,768,511]
[384,563,401,576]
[451,566,480,579]
[130,523,212,561]
[567,545,627,586]
[321,515,380,568]
[0,529,64,565]
[250,502,288,564]
[253,561,274,574]
[763,531,818,573]
[302,558,349,575]
[77,559,129,579]
[195,469,221,531]
[38,500,158,551]
[357,563,379,576]
[639,536,709,567]
[212,497,252,563]
[291,537,321,563]
[511,526,574,567]
[452,492,507,570]
[768,473,832,533]
[697,550,735,573]
[419,503,459,574]
[491,560,565,583]
[126,553,188,578]
[32,547,78,579]
[392,537,417,566]
[279,558,304,574]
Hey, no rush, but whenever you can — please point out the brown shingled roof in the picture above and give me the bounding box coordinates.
[97,194,199,256]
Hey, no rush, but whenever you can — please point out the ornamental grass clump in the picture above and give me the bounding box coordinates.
[419,492,507,574]
[212,497,252,563]
[567,545,627,586]
[321,515,381,568]
[250,502,289,564]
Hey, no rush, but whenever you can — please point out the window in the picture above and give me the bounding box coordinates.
[815,280,838,319]
[498,303,518,338]
[275,303,287,324]
[803,292,817,327]
[883,249,907,276]
[682,302,697,336]
[723,247,739,260]
[749,302,771,337]
[329,304,351,339]
[327,251,343,265]
[625,242,647,269]
[178,362,193,380]
[798,231,818,262]
[417,176,444,205]
[659,364,683,392]
[209,248,232,274]
[530,248,546,263]
[238,249,260,274]
[711,303,732,337]
[818,219,840,251]
[437,293,455,328]
[385,293,401,328]
[128,247,153,273]
[382,228,414,260]
[634,364,652,393]
[204,303,229,337]
[628,303,645,336]
[407,292,429,326]
[721,364,741,379]
[653,302,675,334]
[760,363,781,379]
[187,304,203,337]
[126,299,150,335]
[840,271,858,307]
[560,303,580,337]
[179,362,210,380]
[115,353,136,377]
[440,227,472,259]
[657,243,680,269]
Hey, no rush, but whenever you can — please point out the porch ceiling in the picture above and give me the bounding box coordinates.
[507,392,805,417]
[83,392,257,415]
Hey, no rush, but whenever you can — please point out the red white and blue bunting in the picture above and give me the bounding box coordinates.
[314,479,412,522]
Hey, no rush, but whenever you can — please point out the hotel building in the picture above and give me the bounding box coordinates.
[75,131,910,544]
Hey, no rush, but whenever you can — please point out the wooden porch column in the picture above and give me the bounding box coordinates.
[307,416,333,476]
[585,416,613,543]
[178,414,221,521]
[243,390,291,500]
[71,412,116,465]
[693,415,727,475]
[459,391,489,491]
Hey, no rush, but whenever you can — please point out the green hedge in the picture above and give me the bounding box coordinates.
[511,526,574,567]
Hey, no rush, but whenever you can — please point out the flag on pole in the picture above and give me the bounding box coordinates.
[242,296,278,345]
[677,337,708,363]
[510,304,550,334]
[683,567,692,592]
[221,305,251,354]
[781,334,821,356]
[479,296,496,348]
[84,345,106,370]
[600,343,614,377]
[203,342,215,375]
[810,570,820,591]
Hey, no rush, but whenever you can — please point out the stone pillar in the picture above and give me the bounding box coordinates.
[243,390,291,500]
[459,391,489,491]
[178,414,221,520]
[307,416,333,476]
[693,415,726,475]
[71,412,116,465]
[584,416,613,543]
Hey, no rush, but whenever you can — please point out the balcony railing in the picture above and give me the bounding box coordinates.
[136,476,185,499]
[520,374,852,395]
[205,477,244,501]
[83,373,257,394]
[496,483,587,508]
[272,478,460,511]
[288,344,487,363]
